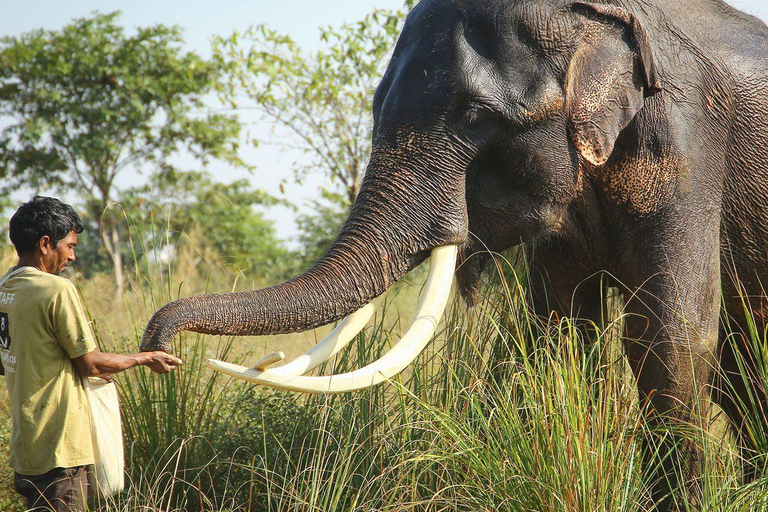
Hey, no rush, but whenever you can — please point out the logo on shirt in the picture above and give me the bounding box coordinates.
[0,312,11,350]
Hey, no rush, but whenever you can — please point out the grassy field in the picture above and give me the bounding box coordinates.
[2,242,768,511]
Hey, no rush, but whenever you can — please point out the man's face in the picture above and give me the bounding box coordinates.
[42,230,77,275]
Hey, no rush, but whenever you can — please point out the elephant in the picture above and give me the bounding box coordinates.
[141,0,768,509]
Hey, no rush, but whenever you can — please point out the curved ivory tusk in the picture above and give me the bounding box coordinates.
[207,245,457,394]
[272,295,383,375]
[250,296,383,374]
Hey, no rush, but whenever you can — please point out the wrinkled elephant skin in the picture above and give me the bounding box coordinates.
[143,1,768,509]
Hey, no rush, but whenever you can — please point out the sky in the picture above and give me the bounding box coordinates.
[1,0,768,242]
[0,0,409,54]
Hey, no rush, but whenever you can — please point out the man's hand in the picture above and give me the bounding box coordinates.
[74,350,183,378]
[142,351,183,374]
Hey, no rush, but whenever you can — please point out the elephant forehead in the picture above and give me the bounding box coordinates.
[404,0,574,58]
[377,0,570,125]
[511,1,577,54]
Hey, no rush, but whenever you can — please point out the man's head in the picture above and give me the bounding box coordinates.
[9,196,84,275]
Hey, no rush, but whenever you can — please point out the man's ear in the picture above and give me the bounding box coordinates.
[38,236,52,255]
[566,2,661,166]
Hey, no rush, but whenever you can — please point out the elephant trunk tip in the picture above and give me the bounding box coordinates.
[141,299,187,353]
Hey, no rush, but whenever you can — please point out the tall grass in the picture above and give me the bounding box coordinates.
[100,242,768,512]
[7,212,768,510]
[101,244,655,511]
[74,245,768,511]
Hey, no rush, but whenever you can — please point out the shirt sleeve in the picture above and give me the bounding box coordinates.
[50,281,98,359]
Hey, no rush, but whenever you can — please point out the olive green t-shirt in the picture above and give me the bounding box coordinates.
[0,266,97,475]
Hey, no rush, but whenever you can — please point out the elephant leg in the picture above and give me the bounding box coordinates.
[622,260,720,511]
[624,320,715,510]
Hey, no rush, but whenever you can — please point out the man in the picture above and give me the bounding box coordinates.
[0,196,182,511]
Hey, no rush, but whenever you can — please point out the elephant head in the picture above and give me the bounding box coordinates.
[141,0,660,392]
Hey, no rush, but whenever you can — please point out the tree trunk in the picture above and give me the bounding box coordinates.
[98,212,125,294]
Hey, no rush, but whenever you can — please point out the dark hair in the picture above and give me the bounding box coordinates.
[9,196,84,256]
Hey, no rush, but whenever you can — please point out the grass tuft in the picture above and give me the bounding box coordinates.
[6,218,768,510]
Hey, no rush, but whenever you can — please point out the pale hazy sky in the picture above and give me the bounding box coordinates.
[0,0,409,54]
[2,0,768,241]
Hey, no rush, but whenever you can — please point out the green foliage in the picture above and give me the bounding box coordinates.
[212,7,406,207]
[0,196,15,246]
[0,12,248,287]
[118,332,247,511]
[73,213,126,276]
[212,4,411,267]
[209,391,316,510]
[117,170,293,282]
[76,242,254,512]
[0,11,244,190]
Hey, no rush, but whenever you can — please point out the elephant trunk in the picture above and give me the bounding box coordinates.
[141,246,416,353]
[141,131,468,353]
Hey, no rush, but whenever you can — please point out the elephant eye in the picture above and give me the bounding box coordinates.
[456,108,503,144]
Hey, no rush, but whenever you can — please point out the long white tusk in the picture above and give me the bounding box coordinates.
[207,245,457,394]
[253,295,383,376]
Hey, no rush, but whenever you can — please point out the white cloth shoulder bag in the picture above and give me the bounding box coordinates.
[83,375,125,496]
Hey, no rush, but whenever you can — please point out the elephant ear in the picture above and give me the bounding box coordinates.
[566,2,662,166]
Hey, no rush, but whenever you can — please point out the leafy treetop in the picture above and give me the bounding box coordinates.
[119,170,292,282]
[212,7,406,208]
[0,11,248,288]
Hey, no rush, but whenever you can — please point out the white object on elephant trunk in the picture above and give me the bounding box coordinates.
[252,295,384,375]
[207,245,457,394]
[252,351,285,371]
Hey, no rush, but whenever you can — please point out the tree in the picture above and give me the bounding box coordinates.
[0,12,247,290]
[212,6,408,227]
[118,170,292,283]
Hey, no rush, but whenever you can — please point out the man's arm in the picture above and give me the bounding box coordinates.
[73,350,182,378]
